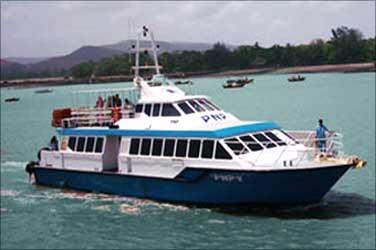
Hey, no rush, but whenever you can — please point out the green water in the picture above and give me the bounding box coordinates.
[1,73,375,249]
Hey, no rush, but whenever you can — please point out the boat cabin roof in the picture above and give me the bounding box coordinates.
[56,121,280,139]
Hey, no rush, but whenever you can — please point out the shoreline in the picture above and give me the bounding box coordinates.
[1,62,374,89]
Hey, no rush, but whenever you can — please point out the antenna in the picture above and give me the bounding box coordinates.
[131,25,163,81]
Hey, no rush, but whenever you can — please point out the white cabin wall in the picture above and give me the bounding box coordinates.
[40,151,63,168]
[61,152,103,171]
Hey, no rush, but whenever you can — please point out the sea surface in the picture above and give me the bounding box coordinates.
[1,72,375,249]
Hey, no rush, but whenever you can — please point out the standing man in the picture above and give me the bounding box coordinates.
[316,119,329,152]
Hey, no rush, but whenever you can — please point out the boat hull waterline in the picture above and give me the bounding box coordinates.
[33,165,351,205]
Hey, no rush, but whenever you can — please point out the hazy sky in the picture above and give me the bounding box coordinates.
[1,1,375,58]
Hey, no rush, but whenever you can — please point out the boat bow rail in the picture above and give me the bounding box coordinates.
[245,130,347,168]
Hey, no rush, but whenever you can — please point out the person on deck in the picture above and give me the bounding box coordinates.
[316,119,329,152]
[115,94,122,107]
[95,96,104,108]
[48,136,59,151]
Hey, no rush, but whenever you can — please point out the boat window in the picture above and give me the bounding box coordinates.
[253,133,277,149]
[176,139,188,157]
[187,100,205,112]
[76,137,86,152]
[163,139,175,157]
[161,104,180,117]
[215,142,232,160]
[197,99,215,111]
[188,140,201,158]
[204,99,221,111]
[239,135,263,151]
[201,140,214,159]
[224,137,248,155]
[144,104,152,116]
[129,138,140,155]
[85,137,95,152]
[279,130,298,144]
[135,104,143,113]
[95,137,104,153]
[68,137,77,151]
[264,131,287,146]
[177,102,194,114]
[151,139,163,156]
[152,104,161,117]
[140,138,152,155]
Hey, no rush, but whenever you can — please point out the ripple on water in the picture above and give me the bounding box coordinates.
[29,189,191,216]
[0,161,28,173]
[208,219,226,224]
[0,189,19,197]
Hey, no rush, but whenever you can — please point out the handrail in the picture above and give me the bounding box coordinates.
[61,107,137,128]
[240,130,345,167]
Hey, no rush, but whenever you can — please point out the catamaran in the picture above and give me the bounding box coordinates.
[25,26,366,205]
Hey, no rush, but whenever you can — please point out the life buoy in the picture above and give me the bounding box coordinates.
[52,108,71,127]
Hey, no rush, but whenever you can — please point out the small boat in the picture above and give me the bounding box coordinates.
[25,26,367,205]
[226,77,253,85]
[4,97,20,102]
[223,82,247,88]
[35,88,53,94]
[174,80,193,85]
[288,75,305,82]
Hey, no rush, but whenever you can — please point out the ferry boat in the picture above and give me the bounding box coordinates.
[25,26,366,205]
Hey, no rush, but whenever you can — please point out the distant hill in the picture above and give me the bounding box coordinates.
[0,59,27,79]
[5,57,49,65]
[26,46,123,72]
[1,40,236,79]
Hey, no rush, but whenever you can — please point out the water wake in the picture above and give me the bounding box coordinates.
[212,191,376,220]
[0,189,19,197]
[1,161,28,168]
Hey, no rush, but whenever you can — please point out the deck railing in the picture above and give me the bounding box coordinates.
[275,130,344,167]
[61,107,136,128]
[241,130,344,167]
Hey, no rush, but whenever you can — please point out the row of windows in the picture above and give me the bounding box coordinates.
[129,138,232,160]
[67,136,104,153]
[135,103,180,117]
[177,98,220,114]
[134,98,221,117]
[224,131,288,155]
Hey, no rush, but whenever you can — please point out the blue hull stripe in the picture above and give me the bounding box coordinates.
[57,121,280,138]
[34,165,350,205]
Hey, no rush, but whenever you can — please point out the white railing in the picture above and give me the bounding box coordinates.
[242,130,344,167]
[275,130,344,167]
[287,130,344,156]
[71,87,140,109]
[61,107,137,128]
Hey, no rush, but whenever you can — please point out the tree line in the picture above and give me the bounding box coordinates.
[72,26,374,79]
[2,26,375,80]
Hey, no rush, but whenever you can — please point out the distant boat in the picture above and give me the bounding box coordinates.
[5,97,20,102]
[35,88,53,94]
[288,75,305,82]
[174,80,193,85]
[226,77,253,85]
[223,82,247,89]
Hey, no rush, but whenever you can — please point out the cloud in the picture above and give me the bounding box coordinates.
[1,1,375,57]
